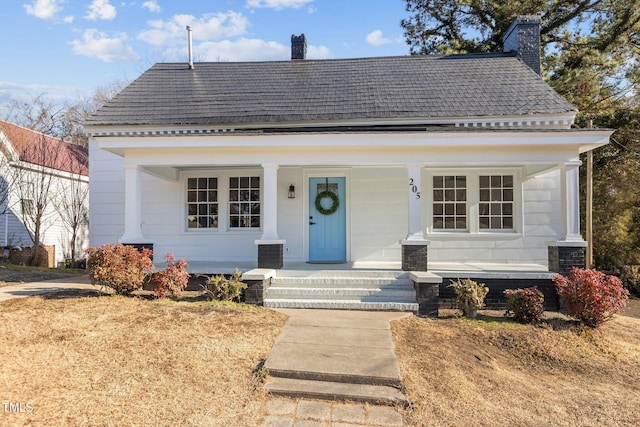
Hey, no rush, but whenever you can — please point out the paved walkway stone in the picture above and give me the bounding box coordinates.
[332,403,366,424]
[262,397,404,426]
[297,400,332,422]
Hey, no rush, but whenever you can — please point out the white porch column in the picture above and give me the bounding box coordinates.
[560,160,584,242]
[405,163,425,241]
[255,163,285,269]
[400,164,430,271]
[120,164,145,243]
[259,163,280,241]
[548,160,586,275]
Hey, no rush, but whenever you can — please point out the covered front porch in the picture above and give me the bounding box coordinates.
[100,129,609,275]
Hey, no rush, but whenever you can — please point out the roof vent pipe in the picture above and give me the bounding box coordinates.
[186,25,194,69]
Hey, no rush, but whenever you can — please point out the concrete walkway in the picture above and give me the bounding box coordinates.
[263,397,404,426]
[263,309,410,425]
[0,275,98,302]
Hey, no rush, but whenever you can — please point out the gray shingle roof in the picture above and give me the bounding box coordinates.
[86,53,575,127]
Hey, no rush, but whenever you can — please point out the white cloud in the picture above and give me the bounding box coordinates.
[366,29,391,46]
[70,29,138,62]
[138,12,249,47]
[160,38,331,62]
[85,0,116,21]
[0,80,76,98]
[63,15,74,23]
[193,39,288,62]
[142,1,161,13]
[306,44,331,59]
[0,81,85,118]
[23,0,62,19]
[245,0,313,9]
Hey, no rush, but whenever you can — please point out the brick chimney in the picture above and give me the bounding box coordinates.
[503,15,541,75]
[291,34,307,60]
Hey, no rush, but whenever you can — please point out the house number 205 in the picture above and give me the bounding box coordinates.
[408,178,421,199]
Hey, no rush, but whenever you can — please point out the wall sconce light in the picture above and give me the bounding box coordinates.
[288,184,296,199]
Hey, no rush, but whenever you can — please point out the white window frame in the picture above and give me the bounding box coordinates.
[228,175,261,230]
[21,198,34,216]
[181,169,263,233]
[186,176,219,230]
[432,174,468,231]
[478,174,516,231]
[425,168,522,235]
[20,182,35,216]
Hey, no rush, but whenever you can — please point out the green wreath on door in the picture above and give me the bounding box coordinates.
[315,190,340,215]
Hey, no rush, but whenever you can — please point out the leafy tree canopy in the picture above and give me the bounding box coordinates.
[401,0,640,114]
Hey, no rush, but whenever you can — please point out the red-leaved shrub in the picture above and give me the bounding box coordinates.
[504,287,545,324]
[147,253,190,298]
[553,267,629,327]
[86,244,154,295]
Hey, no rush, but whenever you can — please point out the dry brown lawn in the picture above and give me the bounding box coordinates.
[0,295,287,426]
[2,280,639,427]
[393,304,640,427]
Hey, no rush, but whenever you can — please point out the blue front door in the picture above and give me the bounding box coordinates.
[309,177,346,262]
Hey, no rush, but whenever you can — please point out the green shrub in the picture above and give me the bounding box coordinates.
[504,287,545,324]
[449,278,489,318]
[554,267,629,327]
[619,265,640,296]
[86,244,153,296]
[146,253,190,298]
[202,269,247,302]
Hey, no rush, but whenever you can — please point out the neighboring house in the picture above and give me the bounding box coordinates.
[86,16,612,312]
[0,120,89,266]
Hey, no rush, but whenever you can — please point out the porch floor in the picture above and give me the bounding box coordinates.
[178,260,552,279]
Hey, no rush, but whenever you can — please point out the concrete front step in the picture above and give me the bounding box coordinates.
[264,299,418,311]
[266,271,418,311]
[272,276,414,287]
[265,377,408,406]
[274,270,407,279]
[266,286,415,299]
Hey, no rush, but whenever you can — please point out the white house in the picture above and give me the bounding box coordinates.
[86,17,612,313]
[0,121,89,267]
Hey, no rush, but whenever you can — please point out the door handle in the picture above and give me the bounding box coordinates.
[309,221,316,225]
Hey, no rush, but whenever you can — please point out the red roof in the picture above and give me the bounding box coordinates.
[0,121,88,176]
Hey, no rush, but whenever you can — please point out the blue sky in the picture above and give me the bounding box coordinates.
[1,0,410,109]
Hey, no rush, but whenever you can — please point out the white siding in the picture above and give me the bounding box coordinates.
[142,170,262,262]
[350,167,407,263]
[88,127,578,268]
[89,147,566,267]
[426,168,562,266]
[278,167,304,262]
[89,140,125,246]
